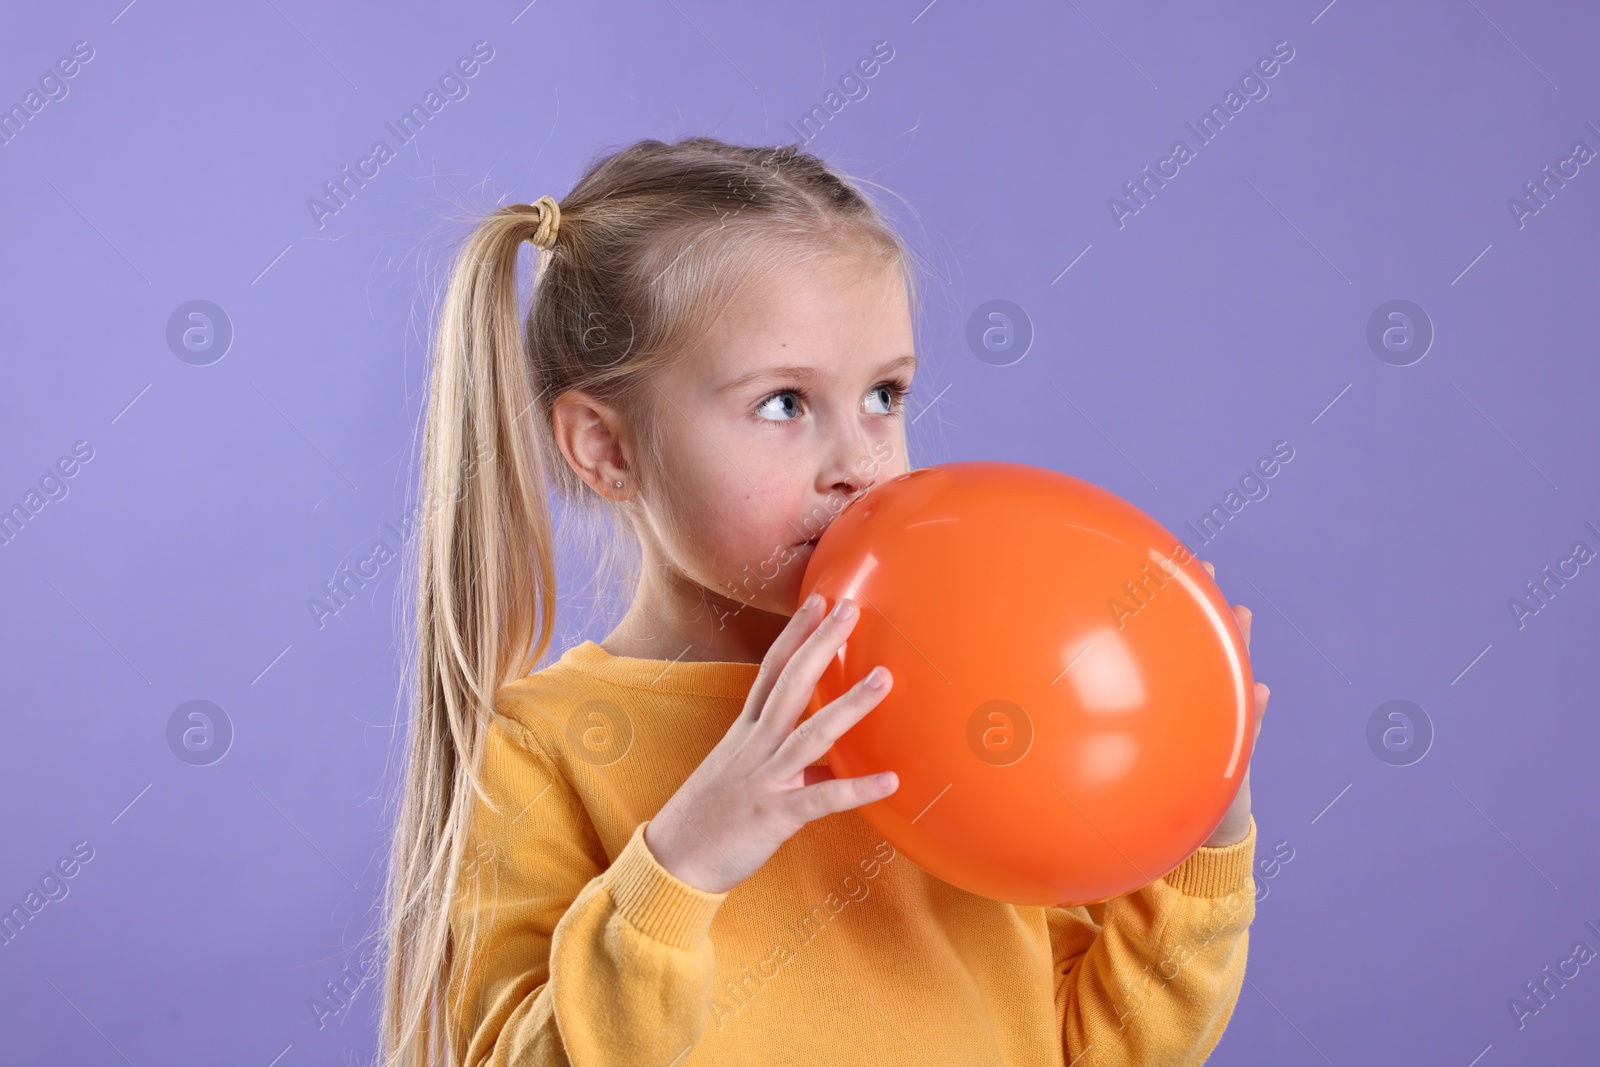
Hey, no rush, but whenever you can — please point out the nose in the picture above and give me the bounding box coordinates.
[831,464,868,500]
[817,424,883,504]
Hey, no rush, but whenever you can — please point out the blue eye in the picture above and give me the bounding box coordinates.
[753,380,911,425]
[754,390,803,422]
[865,381,909,415]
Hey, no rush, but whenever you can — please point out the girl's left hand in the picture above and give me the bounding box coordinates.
[1198,558,1268,849]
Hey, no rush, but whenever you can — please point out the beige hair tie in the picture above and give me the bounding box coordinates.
[517,195,561,250]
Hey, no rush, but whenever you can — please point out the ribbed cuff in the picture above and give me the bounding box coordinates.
[603,820,729,950]
[1162,816,1257,898]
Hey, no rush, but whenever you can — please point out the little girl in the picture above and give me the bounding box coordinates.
[375,136,1268,1067]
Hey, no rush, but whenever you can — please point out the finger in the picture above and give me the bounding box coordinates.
[1200,559,1215,578]
[742,593,833,722]
[1235,604,1252,648]
[794,768,898,823]
[771,665,892,777]
[755,596,862,741]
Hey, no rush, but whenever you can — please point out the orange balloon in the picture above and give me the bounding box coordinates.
[799,461,1256,906]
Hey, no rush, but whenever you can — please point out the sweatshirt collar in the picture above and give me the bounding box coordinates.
[558,640,763,700]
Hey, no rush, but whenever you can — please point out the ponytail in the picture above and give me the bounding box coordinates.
[375,203,558,1067]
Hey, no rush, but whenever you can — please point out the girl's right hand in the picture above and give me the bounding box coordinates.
[643,594,899,895]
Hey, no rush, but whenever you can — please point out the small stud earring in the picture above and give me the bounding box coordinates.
[614,480,624,488]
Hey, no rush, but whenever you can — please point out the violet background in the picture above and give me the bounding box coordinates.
[3,1,1599,1064]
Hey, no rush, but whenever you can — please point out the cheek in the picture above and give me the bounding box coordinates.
[870,435,911,481]
[666,467,795,580]
[713,482,798,561]
[649,392,806,589]
[721,496,819,605]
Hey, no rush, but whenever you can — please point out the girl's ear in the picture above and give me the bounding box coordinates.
[552,388,634,500]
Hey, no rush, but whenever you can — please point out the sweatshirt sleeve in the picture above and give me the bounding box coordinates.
[447,713,730,1067]
[1049,816,1257,1066]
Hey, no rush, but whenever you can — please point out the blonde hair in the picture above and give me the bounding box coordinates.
[370,136,924,1066]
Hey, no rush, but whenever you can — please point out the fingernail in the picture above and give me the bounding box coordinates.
[831,598,856,620]
[864,666,886,689]
[803,592,823,612]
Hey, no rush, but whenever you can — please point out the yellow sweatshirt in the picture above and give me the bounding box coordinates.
[447,639,1257,1067]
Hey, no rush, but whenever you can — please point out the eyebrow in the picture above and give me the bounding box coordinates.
[716,353,919,394]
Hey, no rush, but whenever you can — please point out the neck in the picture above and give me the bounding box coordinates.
[599,549,791,666]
